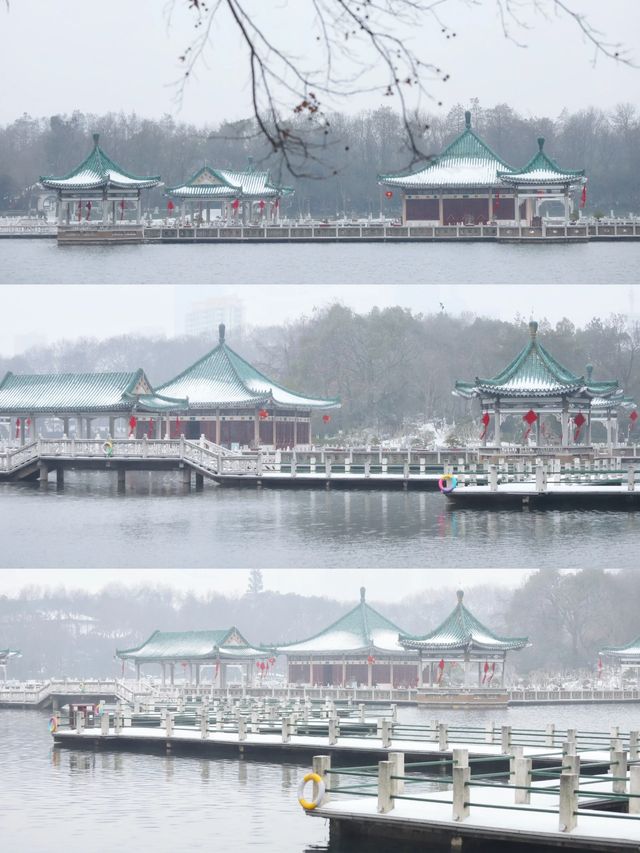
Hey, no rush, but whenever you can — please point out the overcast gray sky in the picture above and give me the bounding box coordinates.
[0,1,638,125]
[1,283,639,357]
[0,567,531,599]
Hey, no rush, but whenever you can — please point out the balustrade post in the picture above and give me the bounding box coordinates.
[627,464,635,492]
[328,717,338,745]
[165,713,173,737]
[612,748,628,794]
[200,713,209,739]
[312,755,331,804]
[282,716,291,743]
[489,465,498,491]
[438,722,448,751]
[545,723,555,747]
[558,772,578,832]
[452,749,470,821]
[630,730,639,761]
[238,717,247,741]
[485,722,494,744]
[514,756,532,804]
[380,718,391,748]
[389,751,404,797]
[101,712,110,735]
[377,760,393,814]
[630,765,640,814]
[500,726,512,754]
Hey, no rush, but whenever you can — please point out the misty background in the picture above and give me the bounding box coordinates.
[0,569,636,679]
[2,306,639,439]
[2,103,640,216]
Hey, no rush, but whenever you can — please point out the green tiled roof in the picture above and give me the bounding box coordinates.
[600,637,640,658]
[40,133,161,190]
[454,321,621,400]
[379,111,513,189]
[400,591,528,653]
[0,649,21,661]
[275,588,411,655]
[497,137,585,187]
[157,324,340,411]
[0,369,187,414]
[166,164,294,199]
[117,628,268,661]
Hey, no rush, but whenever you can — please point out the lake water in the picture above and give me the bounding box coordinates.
[2,237,639,283]
[3,704,637,853]
[1,471,639,567]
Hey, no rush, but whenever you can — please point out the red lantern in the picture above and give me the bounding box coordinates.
[128,416,137,435]
[367,655,375,665]
[384,190,393,199]
[167,199,175,211]
[259,409,268,420]
[480,411,490,439]
[522,409,537,441]
[269,657,276,666]
[631,410,638,423]
[258,199,265,211]
[15,417,20,439]
[181,661,188,669]
[322,414,331,423]
[231,198,240,211]
[574,412,586,442]
[119,199,125,220]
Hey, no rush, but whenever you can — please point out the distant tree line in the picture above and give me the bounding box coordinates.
[0,569,636,679]
[1,308,639,441]
[1,101,640,216]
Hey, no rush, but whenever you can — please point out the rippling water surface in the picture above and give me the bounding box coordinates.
[0,472,639,567]
[4,704,638,852]
[3,238,640,283]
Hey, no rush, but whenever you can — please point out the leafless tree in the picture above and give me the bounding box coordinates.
[171,0,631,176]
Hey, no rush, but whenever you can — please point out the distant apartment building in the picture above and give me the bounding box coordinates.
[185,296,245,338]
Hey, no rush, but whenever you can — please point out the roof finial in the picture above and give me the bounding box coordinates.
[529,320,538,338]
[464,110,471,129]
[92,132,100,147]
[360,586,366,603]
[456,589,464,603]
[218,323,226,344]
[586,363,594,380]
[537,136,545,151]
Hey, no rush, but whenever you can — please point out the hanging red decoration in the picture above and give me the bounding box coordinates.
[580,184,587,208]
[231,198,240,212]
[128,416,137,435]
[15,417,20,439]
[77,200,82,222]
[436,658,445,683]
[487,662,496,684]
[119,199,125,220]
[385,190,393,199]
[322,414,331,423]
[147,419,154,438]
[481,661,489,684]
[494,191,500,210]
[167,199,175,212]
[573,412,586,442]
[367,655,376,665]
[522,409,538,442]
[181,661,188,669]
[269,657,276,666]
[86,200,92,221]
[479,411,490,439]
[631,410,639,423]
[259,409,268,420]
[258,199,265,211]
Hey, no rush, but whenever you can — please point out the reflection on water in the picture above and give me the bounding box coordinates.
[0,471,639,567]
[3,239,640,283]
[3,706,636,853]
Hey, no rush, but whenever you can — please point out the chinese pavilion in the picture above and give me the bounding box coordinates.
[378,113,585,225]
[165,162,294,224]
[0,369,186,444]
[274,588,419,688]
[399,591,528,688]
[0,648,20,681]
[599,637,640,685]
[117,628,270,686]
[496,137,586,223]
[454,321,623,447]
[154,324,339,447]
[40,133,161,225]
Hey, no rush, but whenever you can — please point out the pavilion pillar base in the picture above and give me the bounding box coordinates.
[56,467,64,489]
[181,467,192,490]
[195,473,204,490]
[38,464,49,488]
[117,469,126,493]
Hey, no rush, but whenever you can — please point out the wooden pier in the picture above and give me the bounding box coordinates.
[443,457,640,508]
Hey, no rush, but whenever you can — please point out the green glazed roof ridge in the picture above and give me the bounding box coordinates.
[400,599,528,650]
[275,597,408,651]
[165,165,241,194]
[166,164,294,197]
[40,138,160,185]
[378,122,513,183]
[498,146,585,179]
[600,636,640,654]
[117,627,264,658]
